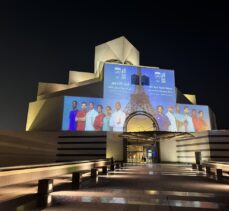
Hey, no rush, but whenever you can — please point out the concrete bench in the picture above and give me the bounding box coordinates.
[0,159,111,207]
[0,159,110,187]
[202,161,229,182]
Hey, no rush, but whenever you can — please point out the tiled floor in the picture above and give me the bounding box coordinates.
[1,164,229,210]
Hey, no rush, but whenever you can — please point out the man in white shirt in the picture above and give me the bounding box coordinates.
[85,102,98,131]
[184,106,195,132]
[166,106,177,132]
[110,102,126,132]
[174,104,185,132]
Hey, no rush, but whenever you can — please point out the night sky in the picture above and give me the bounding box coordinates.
[0,1,228,130]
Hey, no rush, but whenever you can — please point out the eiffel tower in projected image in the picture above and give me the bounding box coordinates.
[124,67,155,116]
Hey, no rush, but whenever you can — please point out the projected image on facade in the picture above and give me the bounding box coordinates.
[175,104,211,132]
[62,96,127,132]
[62,96,103,131]
[62,63,211,133]
[103,63,176,115]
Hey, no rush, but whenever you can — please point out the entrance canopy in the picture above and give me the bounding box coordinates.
[120,131,193,145]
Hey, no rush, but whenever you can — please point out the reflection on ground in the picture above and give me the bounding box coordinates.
[1,164,229,210]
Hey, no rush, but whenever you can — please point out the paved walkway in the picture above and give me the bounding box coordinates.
[1,163,229,210]
[46,164,229,211]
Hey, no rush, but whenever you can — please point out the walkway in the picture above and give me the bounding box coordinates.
[1,163,229,210]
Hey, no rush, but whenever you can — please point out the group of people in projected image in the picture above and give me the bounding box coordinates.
[68,101,126,132]
[155,104,209,132]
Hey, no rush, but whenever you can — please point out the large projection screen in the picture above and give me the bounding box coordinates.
[61,63,211,132]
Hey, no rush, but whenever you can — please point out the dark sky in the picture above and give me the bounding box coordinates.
[0,1,228,130]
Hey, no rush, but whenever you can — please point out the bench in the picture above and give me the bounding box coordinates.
[0,159,111,207]
[202,161,229,182]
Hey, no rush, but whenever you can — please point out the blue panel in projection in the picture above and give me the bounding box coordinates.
[103,63,137,99]
[141,66,176,108]
[103,63,176,108]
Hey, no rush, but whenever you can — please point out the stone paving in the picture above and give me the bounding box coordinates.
[46,164,229,211]
[1,163,229,210]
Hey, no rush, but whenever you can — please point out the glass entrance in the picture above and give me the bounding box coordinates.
[127,142,160,163]
[127,145,144,163]
[125,112,159,163]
